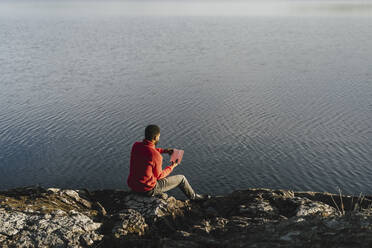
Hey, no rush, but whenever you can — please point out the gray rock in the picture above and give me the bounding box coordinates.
[122,192,179,222]
[112,209,148,238]
[280,231,301,241]
[0,209,28,236]
[62,189,92,209]
[0,208,103,247]
[295,198,337,217]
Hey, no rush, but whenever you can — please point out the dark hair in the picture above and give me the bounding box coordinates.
[145,125,160,140]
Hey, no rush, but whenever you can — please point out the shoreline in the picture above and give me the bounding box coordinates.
[1,185,372,247]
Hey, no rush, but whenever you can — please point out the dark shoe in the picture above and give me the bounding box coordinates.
[191,193,211,201]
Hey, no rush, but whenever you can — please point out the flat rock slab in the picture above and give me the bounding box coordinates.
[0,208,103,248]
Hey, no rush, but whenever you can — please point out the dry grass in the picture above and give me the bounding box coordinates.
[330,187,368,216]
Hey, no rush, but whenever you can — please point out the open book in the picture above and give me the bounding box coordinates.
[169,149,184,164]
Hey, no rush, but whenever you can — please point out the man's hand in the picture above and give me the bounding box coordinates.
[164,148,174,155]
[171,159,179,168]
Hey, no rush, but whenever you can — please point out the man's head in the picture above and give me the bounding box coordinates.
[145,124,160,145]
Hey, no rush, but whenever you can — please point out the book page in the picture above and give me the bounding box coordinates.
[169,149,184,164]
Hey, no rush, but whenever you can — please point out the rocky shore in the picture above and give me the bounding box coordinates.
[1,186,372,247]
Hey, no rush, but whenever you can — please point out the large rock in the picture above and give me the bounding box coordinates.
[122,192,186,222]
[0,208,103,247]
[106,192,188,246]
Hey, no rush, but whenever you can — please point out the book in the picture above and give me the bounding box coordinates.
[169,149,184,164]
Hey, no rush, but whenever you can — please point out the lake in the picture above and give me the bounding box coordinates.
[0,0,371,199]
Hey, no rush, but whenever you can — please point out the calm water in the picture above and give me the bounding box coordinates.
[0,1,371,198]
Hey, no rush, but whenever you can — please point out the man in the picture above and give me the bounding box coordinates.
[127,124,210,201]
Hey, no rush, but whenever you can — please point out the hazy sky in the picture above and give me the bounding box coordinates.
[0,0,371,17]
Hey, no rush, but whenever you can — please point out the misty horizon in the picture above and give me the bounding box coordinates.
[1,0,372,17]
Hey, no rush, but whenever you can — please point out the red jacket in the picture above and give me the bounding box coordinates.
[127,139,174,192]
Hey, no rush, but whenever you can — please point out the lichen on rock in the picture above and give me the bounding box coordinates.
[0,208,103,248]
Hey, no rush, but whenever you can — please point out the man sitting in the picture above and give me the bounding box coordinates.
[127,124,210,201]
